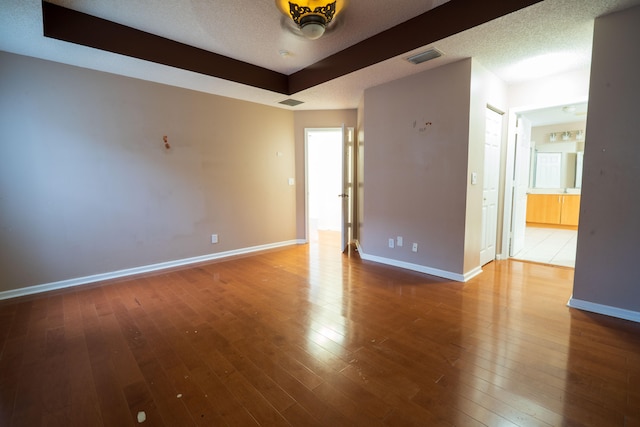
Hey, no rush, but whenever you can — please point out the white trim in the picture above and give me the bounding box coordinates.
[463,266,483,282]
[500,109,518,259]
[0,240,301,301]
[500,96,588,260]
[357,246,479,282]
[567,297,640,323]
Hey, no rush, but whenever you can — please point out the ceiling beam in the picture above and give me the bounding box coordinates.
[288,0,544,93]
[42,0,543,97]
[42,1,290,94]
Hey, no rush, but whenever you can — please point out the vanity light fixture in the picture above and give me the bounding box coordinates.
[549,132,557,142]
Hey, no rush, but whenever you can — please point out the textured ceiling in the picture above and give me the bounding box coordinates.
[1,0,640,113]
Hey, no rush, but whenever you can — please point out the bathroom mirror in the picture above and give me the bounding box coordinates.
[530,122,585,190]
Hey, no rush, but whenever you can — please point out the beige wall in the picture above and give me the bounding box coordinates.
[0,52,297,293]
[359,59,506,279]
[293,110,358,240]
[361,60,473,278]
[572,5,640,315]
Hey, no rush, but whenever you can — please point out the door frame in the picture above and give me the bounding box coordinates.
[340,125,355,250]
[499,96,587,260]
[480,105,504,265]
[304,127,346,246]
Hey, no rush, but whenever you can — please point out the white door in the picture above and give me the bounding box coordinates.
[510,116,532,256]
[340,126,355,251]
[480,108,502,265]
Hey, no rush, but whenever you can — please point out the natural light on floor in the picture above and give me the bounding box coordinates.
[511,226,577,267]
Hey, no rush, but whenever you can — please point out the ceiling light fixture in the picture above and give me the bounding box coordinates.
[275,0,348,40]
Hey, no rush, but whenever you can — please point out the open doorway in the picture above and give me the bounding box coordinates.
[504,101,587,267]
[305,128,343,250]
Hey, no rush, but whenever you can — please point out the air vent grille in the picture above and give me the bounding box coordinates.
[279,99,304,107]
[406,48,443,65]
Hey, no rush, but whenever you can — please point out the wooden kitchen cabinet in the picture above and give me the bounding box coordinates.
[526,194,580,226]
[526,194,562,224]
[560,194,581,226]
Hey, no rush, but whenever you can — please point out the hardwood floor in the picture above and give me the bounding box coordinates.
[1,233,639,426]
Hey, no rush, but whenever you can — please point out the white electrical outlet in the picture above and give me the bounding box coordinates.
[388,238,395,248]
[412,243,418,252]
[397,236,403,247]
[211,234,219,244]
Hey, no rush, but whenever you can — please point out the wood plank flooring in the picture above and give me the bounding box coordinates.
[1,232,639,426]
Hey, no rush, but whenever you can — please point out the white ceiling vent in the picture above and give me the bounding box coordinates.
[406,47,443,65]
[279,99,305,107]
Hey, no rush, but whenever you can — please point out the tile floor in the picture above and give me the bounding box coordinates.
[512,226,578,268]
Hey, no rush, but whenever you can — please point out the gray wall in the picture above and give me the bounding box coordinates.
[359,59,507,279]
[361,60,473,276]
[0,52,297,292]
[572,5,640,312]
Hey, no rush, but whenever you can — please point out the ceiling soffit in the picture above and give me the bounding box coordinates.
[42,0,543,96]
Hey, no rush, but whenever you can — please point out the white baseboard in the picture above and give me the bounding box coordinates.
[0,240,301,301]
[463,266,483,282]
[357,243,478,282]
[567,297,640,323]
